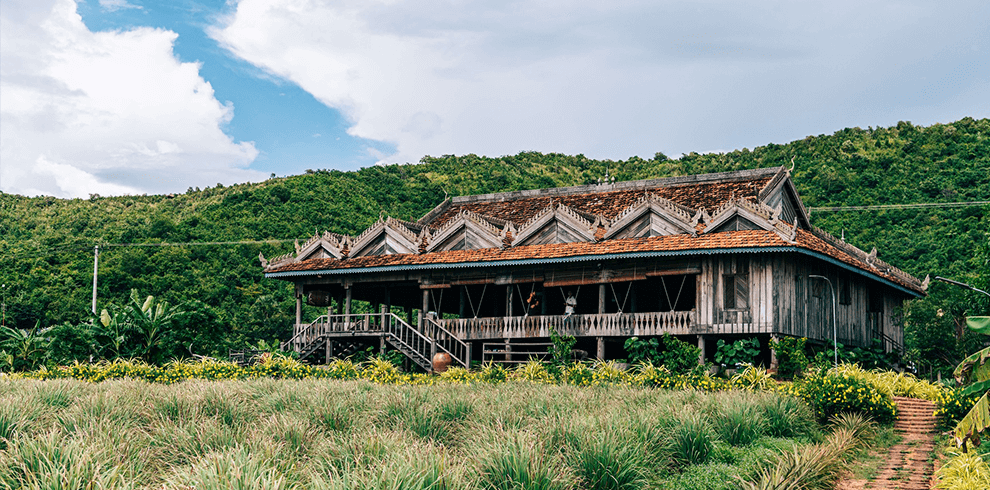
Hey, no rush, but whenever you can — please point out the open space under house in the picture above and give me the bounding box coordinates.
[262,166,926,371]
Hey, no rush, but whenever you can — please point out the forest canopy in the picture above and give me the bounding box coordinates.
[1,118,987,371]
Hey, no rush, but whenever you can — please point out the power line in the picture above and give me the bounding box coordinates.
[102,239,298,248]
[809,201,990,212]
[1,238,300,261]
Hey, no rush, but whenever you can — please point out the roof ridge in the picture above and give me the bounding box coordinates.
[447,166,785,205]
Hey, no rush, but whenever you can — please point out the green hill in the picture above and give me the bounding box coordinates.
[1,118,987,368]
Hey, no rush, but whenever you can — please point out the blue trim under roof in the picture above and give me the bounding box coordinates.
[264,246,922,298]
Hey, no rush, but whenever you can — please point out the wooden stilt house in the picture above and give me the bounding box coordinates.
[261,166,925,370]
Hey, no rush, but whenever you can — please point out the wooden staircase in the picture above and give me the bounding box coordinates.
[283,311,469,372]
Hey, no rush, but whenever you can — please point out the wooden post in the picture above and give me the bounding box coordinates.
[379,335,386,354]
[466,341,472,368]
[345,287,352,325]
[598,284,606,314]
[295,288,302,325]
[504,339,511,362]
[326,340,333,364]
[422,290,430,329]
[697,335,706,365]
[459,286,466,318]
[770,335,779,371]
[596,336,605,360]
[507,285,513,317]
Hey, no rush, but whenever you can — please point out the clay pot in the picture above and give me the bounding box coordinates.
[432,352,453,373]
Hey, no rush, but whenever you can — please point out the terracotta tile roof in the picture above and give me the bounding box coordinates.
[266,228,924,294]
[428,178,771,228]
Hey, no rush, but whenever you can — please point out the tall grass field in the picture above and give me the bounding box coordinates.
[1,378,824,489]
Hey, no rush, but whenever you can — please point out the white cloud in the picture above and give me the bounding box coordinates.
[98,0,140,12]
[0,0,262,198]
[213,0,989,166]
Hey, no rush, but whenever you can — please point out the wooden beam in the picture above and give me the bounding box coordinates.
[545,274,646,287]
[646,268,701,277]
[421,283,452,289]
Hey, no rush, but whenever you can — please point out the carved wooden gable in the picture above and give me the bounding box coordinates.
[604,195,696,240]
[703,197,797,243]
[426,210,504,252]
[296,231,345,261]
[349,217,420,257]
[513,203,597,246]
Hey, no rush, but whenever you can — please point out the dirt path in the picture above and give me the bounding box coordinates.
[837,396,938,490]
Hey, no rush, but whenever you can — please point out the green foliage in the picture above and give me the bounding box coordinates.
[1,119,986,364]
[935,449,990,489]
[792,366,897,425]
[771,337,808,379]
[669,413,714,466]
[624,334,700,375]
[715,338,761,368]
[548,327,576,365]
[624,336,661,364]
[0,321,47,371]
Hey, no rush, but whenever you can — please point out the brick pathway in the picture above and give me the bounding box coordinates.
[839,396,938,490]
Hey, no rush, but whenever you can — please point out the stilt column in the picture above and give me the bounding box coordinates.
[596,337,605,360]
[697,335,706,365]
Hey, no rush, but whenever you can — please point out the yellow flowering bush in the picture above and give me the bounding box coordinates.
[439,366,475,383]
[934,387,984,428]
[590,360,631,386]
[512,360,554,383]
[477,362,509,383]
[797,366,896,424]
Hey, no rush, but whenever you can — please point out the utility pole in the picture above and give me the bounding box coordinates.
[809,275,838,367]
[92,245,99,315]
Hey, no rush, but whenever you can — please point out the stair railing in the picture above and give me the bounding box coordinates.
[281,315,329,352]
[382,311,433,367]
[424,315,470,368]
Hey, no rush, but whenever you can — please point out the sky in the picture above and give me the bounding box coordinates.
[1,0,987,198]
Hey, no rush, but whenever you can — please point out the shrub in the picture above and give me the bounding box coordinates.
[591,361,630,386]
[624,334,700,375]
[795,367,896,424]
[935,387,984,429]
[730,365,774,391]
[513,360,555,383]
[659,334,702,375]
[771,336,807,379]
[362,357,407,384]
[549,328,577,365]
[633,361,679,390]
[560,362,594,386]
[439,366,475,383]
[715,337,761,368]
[478,362,509,383]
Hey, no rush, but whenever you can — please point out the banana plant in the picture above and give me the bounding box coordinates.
[124,289,185,359]
[98,307,131,358]
[0,320,48,370]
[952,315,990,452]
